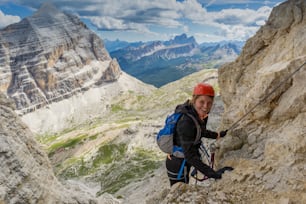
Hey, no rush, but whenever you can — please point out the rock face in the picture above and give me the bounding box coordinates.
[0,3,154,134]
[162,0,306,203]
[0,3,120,115]
[0,93,105,203]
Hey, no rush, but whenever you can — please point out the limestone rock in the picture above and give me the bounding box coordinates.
[217,0,306,202]
[0,3,119,114]
[161,0,306,203]
[0,3,155,134]
[0,92,106,203]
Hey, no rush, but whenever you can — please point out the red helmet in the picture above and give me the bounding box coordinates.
[193,83,215,96]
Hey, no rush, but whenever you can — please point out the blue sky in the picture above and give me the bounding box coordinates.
[0,0,285,43]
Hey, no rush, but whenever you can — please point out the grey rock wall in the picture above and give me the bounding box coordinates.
[162,0,306,203]
[0,92,103,203]
[0,3,120,115]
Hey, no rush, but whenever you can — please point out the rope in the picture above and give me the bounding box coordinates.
[228,61,306,131]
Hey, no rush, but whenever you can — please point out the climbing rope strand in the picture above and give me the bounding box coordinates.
[228,61,306,131]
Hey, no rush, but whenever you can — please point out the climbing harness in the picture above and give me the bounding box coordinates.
[227,61,306,131]
[177,159,186,181]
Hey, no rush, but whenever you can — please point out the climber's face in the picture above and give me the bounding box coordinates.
[194,95,213,119]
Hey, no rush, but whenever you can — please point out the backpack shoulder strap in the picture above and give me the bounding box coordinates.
[184,113,201,144]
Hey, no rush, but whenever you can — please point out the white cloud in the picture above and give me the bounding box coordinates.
[198,0,280,5]
[209,6,271,26]
[8,0,278,42]
[217,24,259,40]
[78,0,184,32]
[0,10,21,28]
[204,0,217,7]
[183,25,189,33]
[79,0,272,40]
[89,16,151,33]
[194,32,225,42]
[197,6,272,41]
[176,0,208,22]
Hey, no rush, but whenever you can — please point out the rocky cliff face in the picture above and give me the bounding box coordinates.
[162,0,306,203]
[0,3,120,115]
[0,92,121,204]
[0,3,154,134]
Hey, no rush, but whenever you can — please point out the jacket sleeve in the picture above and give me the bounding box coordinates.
[201,117,218,139]
[176,115,221,179]
[201,129,218,139]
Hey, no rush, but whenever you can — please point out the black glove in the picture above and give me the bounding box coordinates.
[214,172,222,179]
[213,167,233,180]
[216,166,234,175]
[220,129,228,137]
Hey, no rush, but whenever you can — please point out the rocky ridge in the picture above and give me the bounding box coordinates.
[0,3,121,115]
[109,34,241,87]
[0,92,121,204]
[0,3,155,134]
[162,0,306,203]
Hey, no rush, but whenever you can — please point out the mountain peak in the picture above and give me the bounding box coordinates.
[165,33,197,46]
[0,2,118,114]
[33,2,61,17]
[174,33,188,41]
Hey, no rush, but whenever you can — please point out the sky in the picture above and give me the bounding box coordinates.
[0,0,285,43]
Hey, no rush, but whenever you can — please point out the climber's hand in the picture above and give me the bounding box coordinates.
[216,166,234,175]
[220,130,228,137]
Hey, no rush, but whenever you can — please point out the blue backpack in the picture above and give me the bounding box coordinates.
[156,112,201,158]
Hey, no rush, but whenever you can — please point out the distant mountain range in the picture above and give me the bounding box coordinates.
[105,34,244,87]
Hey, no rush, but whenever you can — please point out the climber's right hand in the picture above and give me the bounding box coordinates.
[216,166,234,175]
